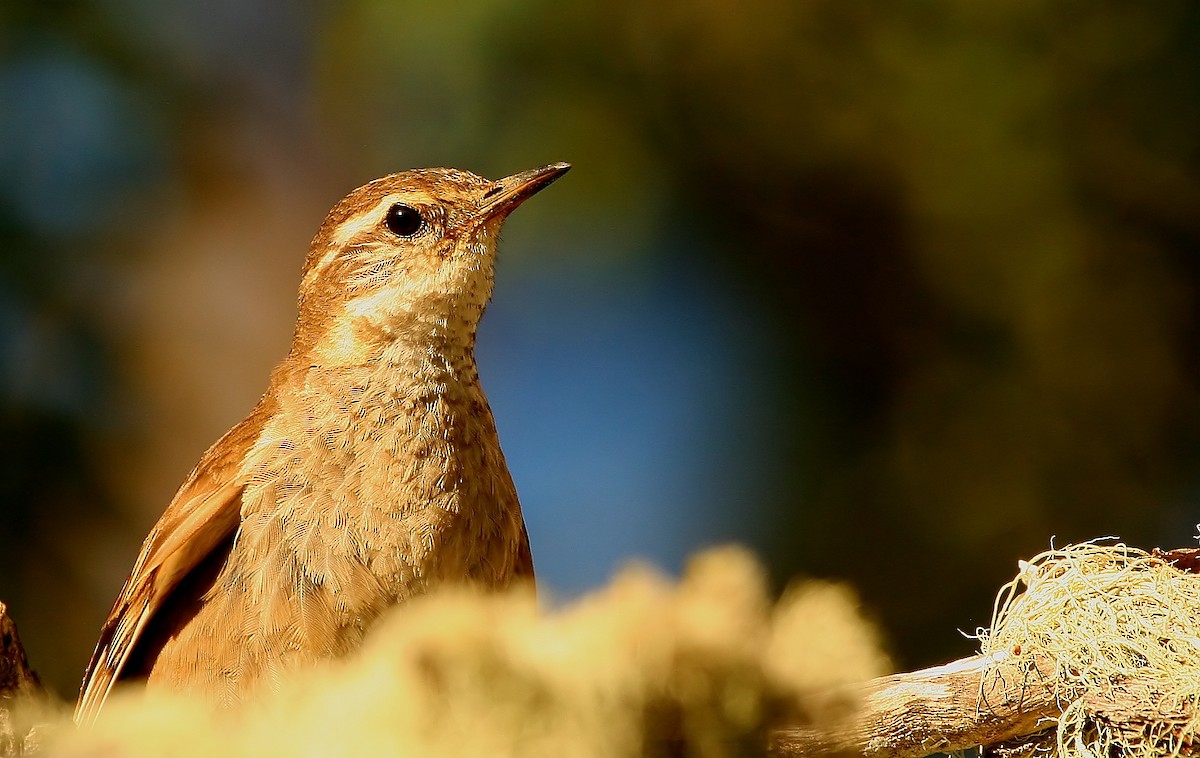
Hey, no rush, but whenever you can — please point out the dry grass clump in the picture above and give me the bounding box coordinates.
[35,546,888,757]
[978,541,1200,758]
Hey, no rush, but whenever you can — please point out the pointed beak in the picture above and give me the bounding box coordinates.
[478,162,571,222]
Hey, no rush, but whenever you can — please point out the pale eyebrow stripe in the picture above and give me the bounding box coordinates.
[303,199,391,286]
[329,189,438,247]
[305,189,438,285]
[331,202,389,247]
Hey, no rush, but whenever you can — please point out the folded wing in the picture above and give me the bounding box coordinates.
[74,404,270,725]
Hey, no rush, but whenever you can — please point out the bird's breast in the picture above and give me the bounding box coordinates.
[232,367,524,614]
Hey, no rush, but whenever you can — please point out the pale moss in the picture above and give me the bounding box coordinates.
[979,541,1200,757]
[37,547,888,757]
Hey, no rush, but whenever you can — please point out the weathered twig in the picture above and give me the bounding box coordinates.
[769,651,1061,757]
[0,602,44,757]
[0,602,39,701]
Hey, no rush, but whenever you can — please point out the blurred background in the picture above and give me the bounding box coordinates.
[2,0,1199,698]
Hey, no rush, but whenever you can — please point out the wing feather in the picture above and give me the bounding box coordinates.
[513,521,535,584]
[74,403,272,725]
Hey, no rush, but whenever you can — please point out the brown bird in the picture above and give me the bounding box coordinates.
[75,163,570,724]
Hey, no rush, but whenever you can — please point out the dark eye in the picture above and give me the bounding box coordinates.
[384,203,424,237]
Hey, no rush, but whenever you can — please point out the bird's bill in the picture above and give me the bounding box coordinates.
[478,162,571,222]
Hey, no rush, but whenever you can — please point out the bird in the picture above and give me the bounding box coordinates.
[75,162,570,724]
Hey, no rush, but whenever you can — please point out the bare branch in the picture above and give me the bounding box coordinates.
[769,652,1061,757]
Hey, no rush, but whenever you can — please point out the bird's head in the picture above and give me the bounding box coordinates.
[290,163,569,366]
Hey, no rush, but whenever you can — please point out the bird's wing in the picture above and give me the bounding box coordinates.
[75,404,271,725]
[513,520,535,584]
